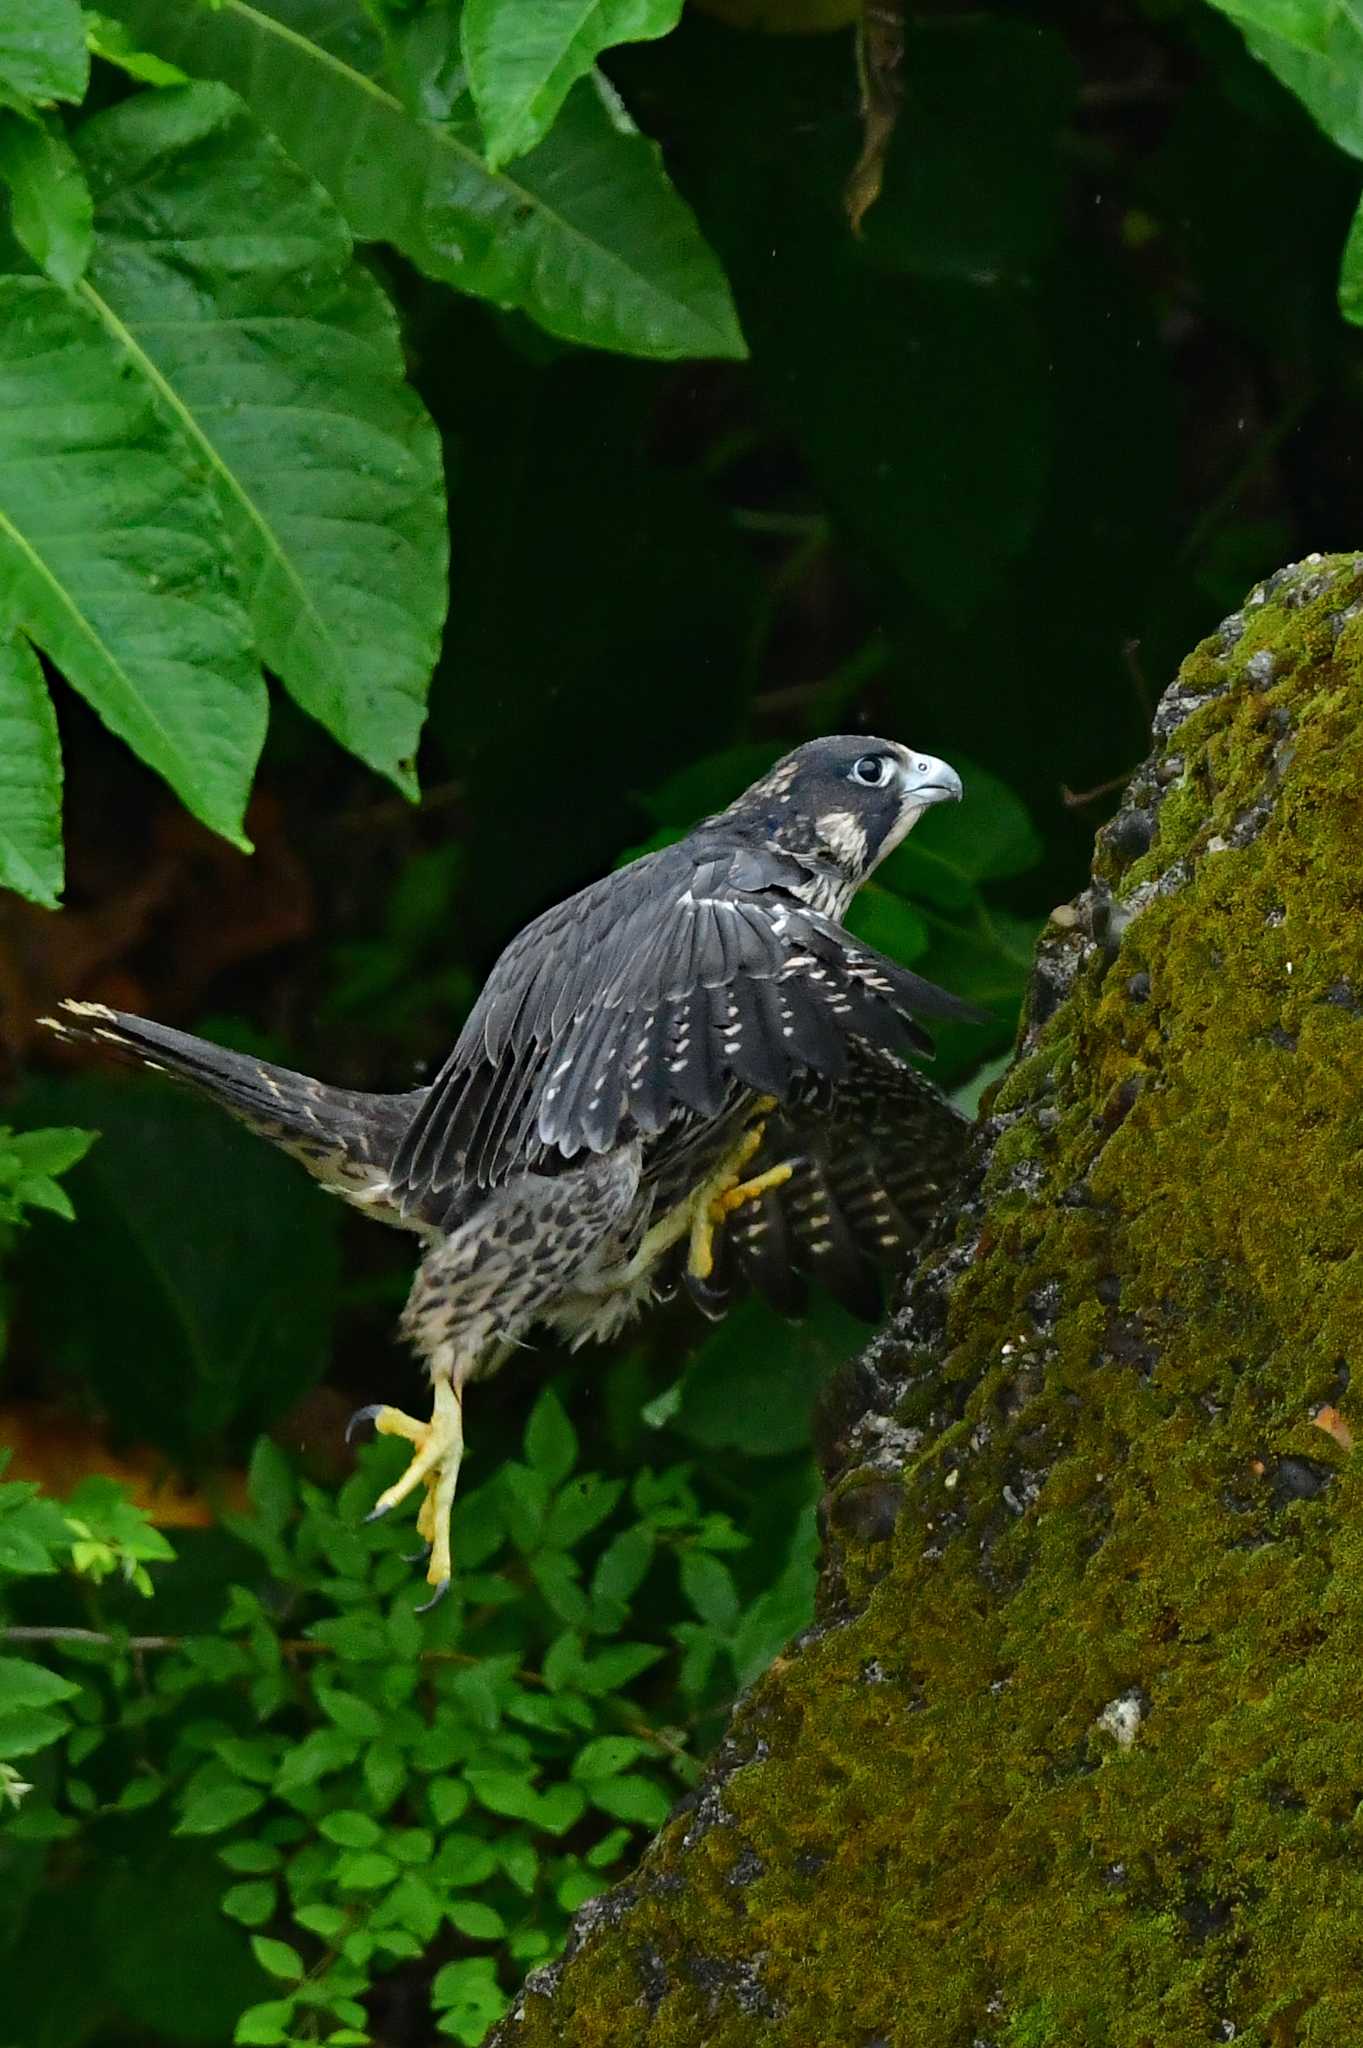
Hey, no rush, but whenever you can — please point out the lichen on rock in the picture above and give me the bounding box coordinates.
[489,556,1363,2048]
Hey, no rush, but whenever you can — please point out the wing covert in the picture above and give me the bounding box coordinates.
[389,835,979,1214]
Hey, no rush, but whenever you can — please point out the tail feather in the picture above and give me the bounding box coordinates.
[45,1001,426,1226]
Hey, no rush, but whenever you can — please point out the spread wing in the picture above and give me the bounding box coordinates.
[390,836,977,1214]
[674,1041,970,1321]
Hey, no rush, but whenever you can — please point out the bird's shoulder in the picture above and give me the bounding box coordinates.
[465,829,809,1046]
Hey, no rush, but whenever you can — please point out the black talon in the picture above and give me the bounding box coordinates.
[403,1542,433,1566]
[363,1503,391,1523]
[346,1403,385,1446]
[414,1578,450,1614]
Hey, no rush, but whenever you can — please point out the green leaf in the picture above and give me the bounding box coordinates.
[555,1866,602,1911]
[844,884,929,967]
[586,1771,671,1826]
[678,1295,867,1457]
[318,1808,383,1849]
[524,1387,577,1484]
[880,759,1041,906]
[306,1611,388,1662]
[219,1840,283,1876]
[85,11,188,86]
[316,1689,384,1740]
[1202,3,1363,155]
[333,1848,397,1890]
[585,1823,630,1868]
[462,0,681,168]
[679,1549,739,1630]
[533,1781,587,1834]
[543,1472,623,1549]
[571,1735,652,1780]
[433,1832,497,1888]
[234,1999,296,2044]
[293,1902,345,1938]
[730,1508,819,1689]
[0,0,88,105]
[591,1524,654,1606]
[0,111,93,289]
[175,1779,268,1834]
[1201,0,1333,45]
[501,1460,550,1549]
[0,1646,79,1712]
[12,1172,74,1220]
[110,0,745,361]
[222,1880,278,1927]
[428,1776,469,1827]
[0,1705,69,1756]
[250,1936,304,1983]
[273,1727,358,1796]
[215,1736,281,1784]
[0,277,264,846]
[447,1898,506,1941]
[529,1549,590,1626]
[363,1737,407,1809]
[577,1641,664,1695]
[7,1126,95,1176]
[75,80,446,795]
[465,1768,541,1821]
[0,629,61,906]
[246,1437,295,1533]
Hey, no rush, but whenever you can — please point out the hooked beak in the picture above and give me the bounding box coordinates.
[901,752,963,808]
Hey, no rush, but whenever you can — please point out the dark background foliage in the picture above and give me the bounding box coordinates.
[2,1,1362,2043]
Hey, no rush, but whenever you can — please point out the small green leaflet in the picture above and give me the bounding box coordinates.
[0,629,62,906]
[107,0,746,361]
[0,276,265,849]
[85,12,189,87]
[461,0,683,169]
[0,112,93,289]
[76,83,448,795]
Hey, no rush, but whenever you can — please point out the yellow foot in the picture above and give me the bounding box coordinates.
[354,1380,463,1601]
[687,1159,795,1281]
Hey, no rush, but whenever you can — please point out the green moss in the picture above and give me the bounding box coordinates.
[495,558,1363,2048]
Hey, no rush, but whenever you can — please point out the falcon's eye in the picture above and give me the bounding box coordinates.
[850,754,894,789]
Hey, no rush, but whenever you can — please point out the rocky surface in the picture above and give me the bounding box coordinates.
[488,556,1363,2047]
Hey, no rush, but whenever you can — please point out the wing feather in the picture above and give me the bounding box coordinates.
[389,834,977,1210]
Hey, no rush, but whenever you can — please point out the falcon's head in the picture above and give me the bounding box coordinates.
[721,735,963,897]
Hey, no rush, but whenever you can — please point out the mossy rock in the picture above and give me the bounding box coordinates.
[490,555,1363,2048]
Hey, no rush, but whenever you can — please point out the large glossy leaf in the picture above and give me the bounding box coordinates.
[0,628,61,907]
[76,83,447,795]
[0,0,87,107]
[1200,5,1363,323]
[461,0,682,168]
[1204,1,1363,154]
[880,759,1042,911]
[0,277,265,846]
[110,0,745,360]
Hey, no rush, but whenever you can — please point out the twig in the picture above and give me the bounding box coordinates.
[1061,768,1139,809]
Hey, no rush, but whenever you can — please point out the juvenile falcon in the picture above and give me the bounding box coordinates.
[48,737,977,1603]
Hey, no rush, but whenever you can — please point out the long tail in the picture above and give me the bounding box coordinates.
[45,1000,426,1226]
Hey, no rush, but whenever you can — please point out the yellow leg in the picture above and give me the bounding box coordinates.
[687,1161,795,1281]
[360,1379,463,1599]
[619,1099,782,1284]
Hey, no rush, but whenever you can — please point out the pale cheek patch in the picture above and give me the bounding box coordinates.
[872,801,926,868]
[817,809,870,871]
